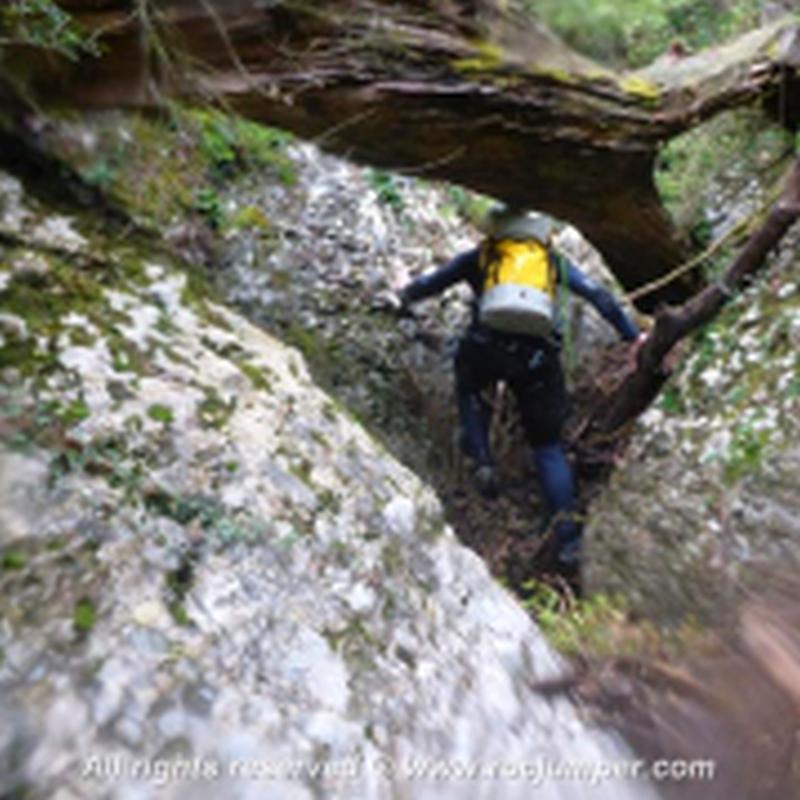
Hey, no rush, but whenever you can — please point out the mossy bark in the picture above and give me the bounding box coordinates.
[7,2,800,308]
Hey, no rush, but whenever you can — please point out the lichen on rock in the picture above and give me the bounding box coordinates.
[1,161,653,799]
[585,251,800,623]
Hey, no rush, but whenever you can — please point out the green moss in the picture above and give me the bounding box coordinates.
[60,398,90,426]
[316,488,342,515]
[289,457,314,487]
[147,404,174,425]
[530,66,578,84]
[381,540,405,576]
[452,41,504,73]
[0,253,106,376]
[73,597,96,634]
[618,74,661,101]
[168,602,191,626]
[165,557,195,627]
[284,322,320,361]
[1,550,27,571]
[228,205,273,234]
[238,361,273,391]
[322,618,380,668]
[723,418,771,484]
[658,384,685,415]
[196,387,236,430]
[65,107,297,233]
[107,332,147,374]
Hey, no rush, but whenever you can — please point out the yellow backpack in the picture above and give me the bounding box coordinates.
[479,238,557,337]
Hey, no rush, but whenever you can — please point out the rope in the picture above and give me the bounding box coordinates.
[623,169,788,305]
[623,210,753,304]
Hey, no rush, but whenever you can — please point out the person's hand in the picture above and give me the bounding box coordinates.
[370,288,414,317]
[395,287,415,318]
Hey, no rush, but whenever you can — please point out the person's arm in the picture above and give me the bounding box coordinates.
[561,258,640,341]
[401,248,480,305]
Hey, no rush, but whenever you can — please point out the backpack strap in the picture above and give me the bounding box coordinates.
[478,238,501,288]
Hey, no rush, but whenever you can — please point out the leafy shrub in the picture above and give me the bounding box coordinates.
[656,109,793,240]
[0,0,99,60]
[368,169,405,213]
[188,109,297,185]
[520,581,632,656]
[527,0,761,67]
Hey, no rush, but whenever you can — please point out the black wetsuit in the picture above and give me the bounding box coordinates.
[402,244,639,556]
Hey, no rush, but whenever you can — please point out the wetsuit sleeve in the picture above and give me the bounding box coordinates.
[561,258,640,341]
[402,248,481,304]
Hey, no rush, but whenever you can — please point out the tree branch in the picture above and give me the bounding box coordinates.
[591,155,800,437]
[6,2,800,308]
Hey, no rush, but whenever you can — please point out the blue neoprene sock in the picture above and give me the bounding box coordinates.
[533,442,580,545]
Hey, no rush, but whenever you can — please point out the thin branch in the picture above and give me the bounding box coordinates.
[591,155,800,438]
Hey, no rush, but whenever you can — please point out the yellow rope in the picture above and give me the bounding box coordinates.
[623,209,755,304]
[623,173,787,305]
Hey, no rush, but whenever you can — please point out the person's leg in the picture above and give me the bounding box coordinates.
[513,354,581,561]
[454,334,494,466]
[454,332,499,497]
[532,442,580,557]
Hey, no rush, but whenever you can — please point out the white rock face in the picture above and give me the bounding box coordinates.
[0,170,658,799]
[586,244,800,620]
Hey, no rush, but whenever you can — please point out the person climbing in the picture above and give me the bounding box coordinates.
[398,205,644,569]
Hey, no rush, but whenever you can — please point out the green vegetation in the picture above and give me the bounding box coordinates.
[192,187,224,231]
[196,386,236,430]
[443,185,492,228]
[73,596,96,634]
[1,550,27,571]
[368,169,405,214]
[521,580,707,659]
[724,416,771,482]
[238,360,273,391]
[521,581,631,656]
[60,398,91,426]
[656,110,793,242]
[63,108,295,233]
[147,403,175,425]
[165,558,195,628]
[658,384,685,414]
[0,251,103,376]
[529,0,760,67]
[190,109,296,185]
[0,0,100,61]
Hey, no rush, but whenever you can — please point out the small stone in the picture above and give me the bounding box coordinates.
[12,251,50,281]
[132,600,167,628]
[157,708,187,738]
[114,714,144,748]
[347,582,377,615]
[382,496,416,539]
[30,216,87,254]
[0,313,29,342]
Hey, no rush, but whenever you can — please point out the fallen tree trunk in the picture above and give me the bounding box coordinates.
[592,155,800,436]
[5,1,800,309]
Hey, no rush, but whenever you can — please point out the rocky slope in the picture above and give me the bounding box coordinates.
[0,137,658,798]
[41,109,635,579]
[585,234,800,622]
[207,140,635,576]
